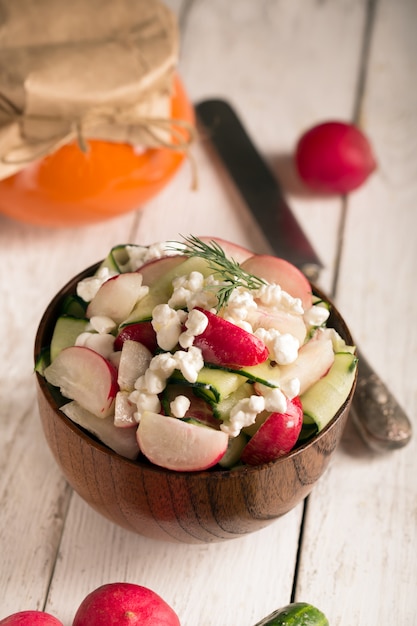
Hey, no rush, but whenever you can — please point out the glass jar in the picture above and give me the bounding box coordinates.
[0,75,194,227]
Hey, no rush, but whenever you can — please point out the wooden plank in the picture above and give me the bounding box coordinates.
[40,2,369,625]
[141,0,369,295]
[0,213,137,614]
[295,0,417,622]
[44,494,304,625]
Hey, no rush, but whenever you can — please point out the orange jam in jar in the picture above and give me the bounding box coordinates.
[0,75,194,227]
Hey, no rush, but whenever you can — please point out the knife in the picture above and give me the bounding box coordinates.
[196,98,412,452]
[196,99,322,284]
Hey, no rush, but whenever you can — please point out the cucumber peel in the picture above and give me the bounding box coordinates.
[254,602,329,626]
[98,243,134,273]
[169,366,245,403]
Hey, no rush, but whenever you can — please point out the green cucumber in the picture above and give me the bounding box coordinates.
[169,366,245,403]
[121,256,214,325]
[60,294,87,318]
[98,243,136,273]
[212,382,254,420]
[205,359,281,388]
[301,351,358,431]
[34,347,51,375]
[161,383,213,421]
[297,420,318,443]
[238,359,282,386]
[254,602,329,626]
[50,316,89,361]
[218,432,248,468]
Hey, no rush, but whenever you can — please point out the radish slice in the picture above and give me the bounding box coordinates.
[86,272,147,324]
[241,255,313,310]
[44,346,118,418]
[193,308,269,367]
[61,401,139,460]
[137,412,229,471]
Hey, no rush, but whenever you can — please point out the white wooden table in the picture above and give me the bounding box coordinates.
[1,1,416,624]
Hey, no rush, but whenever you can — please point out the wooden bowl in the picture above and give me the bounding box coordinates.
[34,263,357,544]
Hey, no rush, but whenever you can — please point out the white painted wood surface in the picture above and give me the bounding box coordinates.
[0,0,416,624]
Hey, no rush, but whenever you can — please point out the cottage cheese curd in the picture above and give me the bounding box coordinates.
[72,241,332,442]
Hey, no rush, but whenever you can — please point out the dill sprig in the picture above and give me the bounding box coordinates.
[169,235,266,311]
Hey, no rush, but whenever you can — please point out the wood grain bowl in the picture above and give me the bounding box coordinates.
[34,263,357,544]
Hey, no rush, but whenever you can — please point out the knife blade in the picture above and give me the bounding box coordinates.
[195,98,322,283]
[196,97,412,452]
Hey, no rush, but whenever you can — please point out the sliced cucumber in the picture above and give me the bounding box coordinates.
[297,420,318,443]
[121,256,213,325]
[169,366,245,403]
[218,432,248,468]
[60,294,87,318]
[238,359,282,386]
[212,382,254,420]
[161,384,213,420]
[50,316,89,361]
[301,351,358,431]
[34,347,51,375]
[98,244,135,273]
[205,359,281,388]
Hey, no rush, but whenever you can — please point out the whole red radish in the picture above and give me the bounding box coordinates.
[295,120,377,194]
[72,582,180,626]
[0,611,63,626]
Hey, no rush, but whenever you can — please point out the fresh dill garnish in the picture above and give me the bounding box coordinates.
[169,235,266,311]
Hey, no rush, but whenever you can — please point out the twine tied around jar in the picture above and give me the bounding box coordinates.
[0,0,198,187]
[0,91,198,189]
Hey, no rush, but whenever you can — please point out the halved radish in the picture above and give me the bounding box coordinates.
[114,390,137,428]
[248,306,307,345]
[193,307,269,367]
[44,346,118,417]
[279,334,334,395]
[137,411,229,471]
[86,272,147,324]
[117,340,152,391]
[241,255,313,310]
[241,397,303,465]
[114,321,157,353]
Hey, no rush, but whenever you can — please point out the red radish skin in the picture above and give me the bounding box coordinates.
[295,120,377,194]
[72,582,180,626]
[193,308,269,368]
[241,397,303,465]
[0,612,63,626]
[114,321,158,352]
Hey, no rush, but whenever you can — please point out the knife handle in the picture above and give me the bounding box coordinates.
[351,348,412,452]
